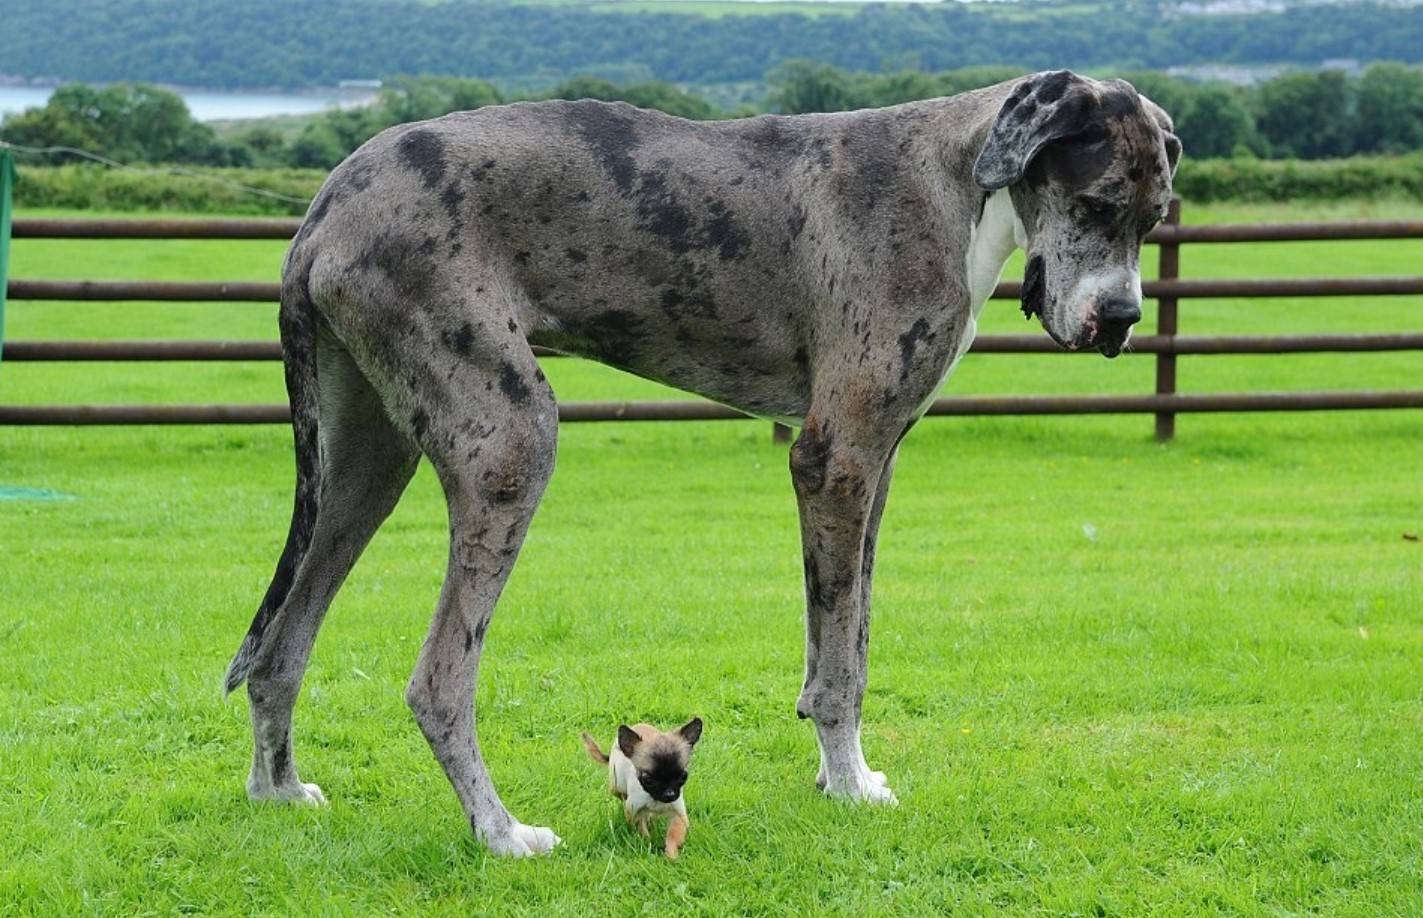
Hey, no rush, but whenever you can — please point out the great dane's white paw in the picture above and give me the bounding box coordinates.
[483,822,562,857]
[821,766,898,805]
[248,779,328,806]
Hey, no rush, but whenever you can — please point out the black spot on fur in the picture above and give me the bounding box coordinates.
[1022,255,1046,320]
[443,322,476,356]
[571,102,639,194]
[463,625,473,654]
[565,247,587,263]
[896,318,934,383]
[635,172,694,254]
[706,208,746,260]
[499,362,531,404]
[411,409,429,439]
[474,617,489,642]
[790,424,833,495]
[397,128,446,190]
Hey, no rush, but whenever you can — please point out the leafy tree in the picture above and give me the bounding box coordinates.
[1356,62,1423,154]
[1175,84,1256,159]
[767,61,856,114]
[0,82,235,165]
[1255,71,1356,159]
[289,122,349,170]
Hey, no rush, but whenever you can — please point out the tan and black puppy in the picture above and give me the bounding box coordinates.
[582,718,702,859]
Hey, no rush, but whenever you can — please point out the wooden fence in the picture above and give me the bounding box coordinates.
[3,201,1423,441]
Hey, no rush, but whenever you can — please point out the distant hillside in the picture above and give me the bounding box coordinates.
[2,0,1420,89]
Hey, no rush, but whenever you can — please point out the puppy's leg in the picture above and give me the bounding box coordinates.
[635,812,651,838]
[791,410,899,805]
[246,330,419,804]
[664,810,689,859]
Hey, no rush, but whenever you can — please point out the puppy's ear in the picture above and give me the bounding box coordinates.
[617,724,641,757]
[974,70,1098,191]
[678,717,703,747]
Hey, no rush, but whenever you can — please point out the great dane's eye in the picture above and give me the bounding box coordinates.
[1080,196,1116,221]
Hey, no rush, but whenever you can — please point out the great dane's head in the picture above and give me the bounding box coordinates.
[974,71,1181,357]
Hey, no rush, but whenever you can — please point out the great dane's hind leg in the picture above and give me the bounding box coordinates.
[246,328,420,804]
[792,414,899,805]
[382,313,561,857]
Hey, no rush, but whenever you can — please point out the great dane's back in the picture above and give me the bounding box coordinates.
[296,96,994,420]
[226,74,1178,856]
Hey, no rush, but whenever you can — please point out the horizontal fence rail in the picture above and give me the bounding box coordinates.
[9,333,1423,363]
[5,209,1423,438]
[11,276,1423,303]
[4,391,1422,427]
[14,217,1423,243]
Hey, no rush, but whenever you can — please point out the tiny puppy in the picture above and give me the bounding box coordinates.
[581,718,702,859]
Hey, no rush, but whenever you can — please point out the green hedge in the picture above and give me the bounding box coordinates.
[11,155,1423,216]
[12,165,324,215]
[1174,154,1423,202]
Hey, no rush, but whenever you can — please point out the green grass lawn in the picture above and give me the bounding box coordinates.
[2,200,1422,913]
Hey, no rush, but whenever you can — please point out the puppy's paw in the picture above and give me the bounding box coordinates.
[483,822,562,857]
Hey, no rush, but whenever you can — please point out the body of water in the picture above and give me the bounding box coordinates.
[0,86,377,121]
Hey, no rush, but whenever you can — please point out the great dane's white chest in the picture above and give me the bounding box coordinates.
[913,189,1022,419]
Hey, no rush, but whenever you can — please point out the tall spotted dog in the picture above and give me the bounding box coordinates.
[225,70,1179,856]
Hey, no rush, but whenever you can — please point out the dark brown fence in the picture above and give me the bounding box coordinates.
[5,202,1423,440]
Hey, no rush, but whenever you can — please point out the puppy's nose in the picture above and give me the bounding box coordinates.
[1099,297,1141,330]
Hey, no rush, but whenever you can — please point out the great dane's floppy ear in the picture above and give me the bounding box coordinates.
[973,70,1099,191]
[617,725,641,757]
[1139,94,1183,177]
[678,717,703,747]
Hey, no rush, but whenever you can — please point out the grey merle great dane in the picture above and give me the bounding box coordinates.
[224,70,1180,855]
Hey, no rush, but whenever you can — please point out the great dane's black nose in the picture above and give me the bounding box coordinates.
[1099,298,1142,332]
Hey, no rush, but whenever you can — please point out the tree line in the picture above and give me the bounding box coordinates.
[5,64,1422,173]
[2,0,1421,90]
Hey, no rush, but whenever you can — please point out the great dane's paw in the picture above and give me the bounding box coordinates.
[248,779,328,806]
[821,768,899,805]
[483,822,562,857]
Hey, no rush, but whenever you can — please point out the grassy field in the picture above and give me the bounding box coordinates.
[2,200,1422,913]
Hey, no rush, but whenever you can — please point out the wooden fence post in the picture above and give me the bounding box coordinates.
[1154,198,1182,441]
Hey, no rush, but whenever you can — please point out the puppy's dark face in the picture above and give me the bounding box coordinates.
[619,718,702,804]
[974,71,1181,358]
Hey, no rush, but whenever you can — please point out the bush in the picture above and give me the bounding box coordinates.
[1174,154,1423,202]
[11,165,324,215]
[10,153,1421,218]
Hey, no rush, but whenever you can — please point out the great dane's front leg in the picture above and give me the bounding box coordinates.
[791,415,899,804]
